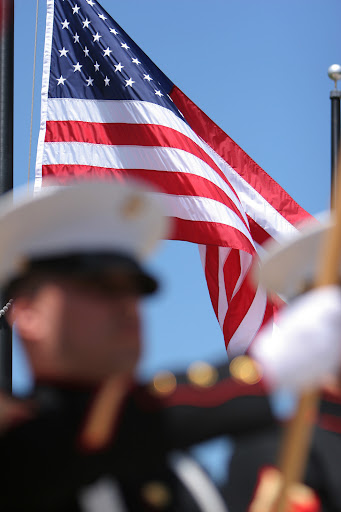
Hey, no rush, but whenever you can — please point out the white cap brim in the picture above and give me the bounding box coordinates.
[254,215,333,301]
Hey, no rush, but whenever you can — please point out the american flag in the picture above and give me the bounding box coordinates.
[35,0,312,356]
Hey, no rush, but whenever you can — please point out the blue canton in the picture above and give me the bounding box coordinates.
[50,0,181,117]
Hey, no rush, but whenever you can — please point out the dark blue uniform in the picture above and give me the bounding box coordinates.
[0,363,275,511]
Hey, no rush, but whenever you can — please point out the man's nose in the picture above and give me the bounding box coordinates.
[115,295,140,317]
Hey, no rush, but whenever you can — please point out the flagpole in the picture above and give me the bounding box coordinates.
[272,66,341,512]
[0,0,14,393]
[328,64,341,204]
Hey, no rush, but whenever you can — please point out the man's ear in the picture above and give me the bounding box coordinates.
[9,297,42,341]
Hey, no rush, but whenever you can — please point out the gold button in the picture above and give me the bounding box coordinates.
[150,371,177,395]
[187,361,218,388]
[141,481,171,508]
[229,355,263,385]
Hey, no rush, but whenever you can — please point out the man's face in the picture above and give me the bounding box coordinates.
[14,273,143,383]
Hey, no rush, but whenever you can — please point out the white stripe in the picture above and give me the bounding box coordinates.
[255,241,266,257]
[170,454,228,512]
[227,284,268,357]
[198,244,206,268]
[161,195,253,241]
[217,247,231,327]
[34,0,54,191]
[46,97,196,131]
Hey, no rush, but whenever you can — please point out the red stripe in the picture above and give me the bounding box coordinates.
[247,216,272,246]
[261,299,275,329]
[160,377,267,408]
[318,413,341,435]
[204,246,219,317]
[173,219,253,253]
[222,249,242,303]
[223,266,259,346]
[170,86,312,226]
[42,162,251,234]
[45,120,241,202]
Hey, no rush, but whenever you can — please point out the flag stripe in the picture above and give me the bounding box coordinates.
[226,282,268,357]
[170,86,312,234]
[217,247,232,327]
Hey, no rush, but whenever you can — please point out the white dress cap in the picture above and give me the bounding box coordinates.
[0,179,170,288]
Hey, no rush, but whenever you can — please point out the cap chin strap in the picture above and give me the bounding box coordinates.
[0,300,12,317]
[0,299,13,329]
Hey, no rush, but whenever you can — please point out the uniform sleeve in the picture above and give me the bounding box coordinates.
[0,361,277,508]
[132,361,277,450]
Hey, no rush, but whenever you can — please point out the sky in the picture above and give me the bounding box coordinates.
[10,0,341,480]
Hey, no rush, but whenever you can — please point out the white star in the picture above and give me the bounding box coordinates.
[94,61,100,71]
[132,57,141,65]
[125,78,135,88]
[121,43,130,50]
[58,47,69,57]
[73,62,82,72]
[104,76,110,86]
[103,47,112,57]
[72,5,80,14]
[155,90,163,97]
[83,18,91,29]
[109,28,118,35]
[98,13,107,21]
[114,62,124,72]
[86,0,95,5]
[86,77,94,86]
[73,33,80,43]
[61,19,70,29]
[93,32,102,42]
[83,46,90,57]
[57,75,66,85]
[143,74,153,81]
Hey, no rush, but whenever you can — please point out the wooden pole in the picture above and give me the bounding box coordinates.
[275,150,341,512]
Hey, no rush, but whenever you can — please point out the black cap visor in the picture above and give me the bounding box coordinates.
[9,252,158,297]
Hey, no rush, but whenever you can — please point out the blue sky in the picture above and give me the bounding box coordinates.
[10,0,341,484]
[12,0,341,388]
